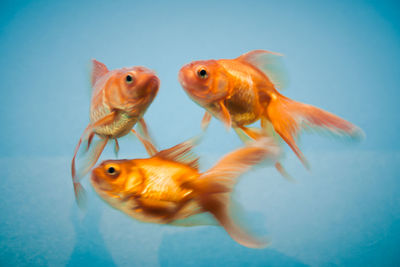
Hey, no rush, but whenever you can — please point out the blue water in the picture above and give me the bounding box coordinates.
[1,0,399,266]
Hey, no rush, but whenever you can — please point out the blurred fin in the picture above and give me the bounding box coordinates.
[131,129,158,156]
[185,139,279,248]
[76,137,108,179]
[200,194,269,248]
[201,111,212,131]
[266,93,364,169]
[170,213,218,227]
[275,162,295,183]
[86,132,95,151]
[239,126,265,140]
[73,182,87,210]
[155,136,201,170]
[193,138,280,193]
[237,50,289,90]
[138,118,154,142]
[260,118,283,144]
[72,124,92,182]
[233,127,252,143]
[236,125,293,181]
[114,139,119,158]
[216,101,232,130]
[91,111,118,129]
[91,59,109,87]
[72,111,117,181]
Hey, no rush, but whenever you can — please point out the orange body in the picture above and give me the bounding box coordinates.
[91,137,280,248]
[90,64,159,138]
[71,60,160,207]
[179,50,363,172]
[92,157,200,224]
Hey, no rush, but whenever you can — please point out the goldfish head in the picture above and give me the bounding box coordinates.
[178,60,229,106]
[91,159,144,205]
[105,66,160,115]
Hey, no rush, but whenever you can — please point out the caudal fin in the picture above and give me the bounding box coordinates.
[201,194,269,248]
[73,182,87,210]
[72,134,108,208]
[189,138,280,248]
[266,93,364,168]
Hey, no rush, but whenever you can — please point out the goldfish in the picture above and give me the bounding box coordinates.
[91,137,280,248]
[71,59,160,207]
[178,50,363,176]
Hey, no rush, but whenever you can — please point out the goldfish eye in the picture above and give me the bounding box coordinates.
[104,164,120,177]
[107,167,116,174]
[126,74,134,84]
[197,68,208,79]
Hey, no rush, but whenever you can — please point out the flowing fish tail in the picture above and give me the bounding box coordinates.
[189,138,280,248]
[265,93,364,169]
[71,125,108,208]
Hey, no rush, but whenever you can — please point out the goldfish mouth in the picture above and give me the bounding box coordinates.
[178,71,187,87]
[90,173,113,191]
[147,76,160,93]
[91,175,102,188]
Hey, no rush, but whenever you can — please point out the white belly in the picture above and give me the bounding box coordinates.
[90,105,138,138]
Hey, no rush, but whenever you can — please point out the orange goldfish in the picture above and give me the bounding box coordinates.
[178,50,363,175]
[91,137,280,248]
[72,59,160,206]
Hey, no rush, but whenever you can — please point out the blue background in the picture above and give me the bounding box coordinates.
[0,0,399,266]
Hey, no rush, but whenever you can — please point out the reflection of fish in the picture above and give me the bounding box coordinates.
[91,137,280,248]
[71,60,160,207]
[179,50,363,175]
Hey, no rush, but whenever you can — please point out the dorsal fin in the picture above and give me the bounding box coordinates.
[237,50,289,90]
[91,59,109,87]
[155,136,201,170]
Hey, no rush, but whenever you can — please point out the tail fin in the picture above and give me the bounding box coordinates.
[190,138,280,248]
[201,194,268,248]
[266,93,364,169]
[71,131,108,208]
[73,182,87,210]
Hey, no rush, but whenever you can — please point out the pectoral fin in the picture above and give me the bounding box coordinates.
[91,111,118,129]
[114,139,119,158]
[216,101,231,130]
[136,118,158,156]
[236,125,293,182]
[131,129,158,156]
[201,111,212,131]
[137,118,152,142]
